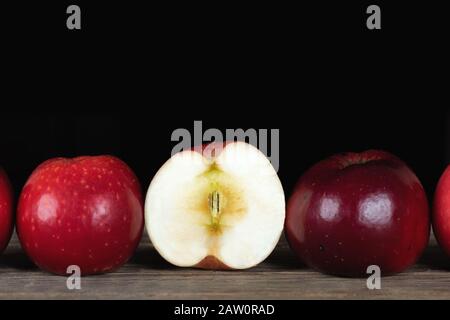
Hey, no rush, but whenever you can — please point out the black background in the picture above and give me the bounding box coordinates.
[0,1,449,312]
[0,300,437,319]
[1,1,449,203]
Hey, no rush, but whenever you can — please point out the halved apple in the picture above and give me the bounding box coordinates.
[145,141,285,269]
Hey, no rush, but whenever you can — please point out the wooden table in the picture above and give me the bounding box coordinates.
[1,232,449,300]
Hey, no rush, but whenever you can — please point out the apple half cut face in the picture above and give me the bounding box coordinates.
[145,141,285,269]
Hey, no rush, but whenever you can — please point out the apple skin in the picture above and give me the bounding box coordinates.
[286,150,430,277]
[16,156,144,275]
[433,165,450,257]
[0,167,14,254]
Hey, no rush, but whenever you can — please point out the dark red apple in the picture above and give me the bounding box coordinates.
[0,167,14,254]
[286,150,430,277]
[433,165,450,257]
[17,156,144,275]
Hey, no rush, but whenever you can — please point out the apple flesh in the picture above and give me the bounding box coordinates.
[145,141,285,269]
[0,167,14,254]
[16,156,144,275]
[286,150,430,277]
[433,165,450,257]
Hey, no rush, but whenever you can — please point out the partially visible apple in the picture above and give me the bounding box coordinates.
[286,150,430,277]
[145,141,285,269]
[17,156,144,275]
[433,165,450,257]
[0,167,14,254]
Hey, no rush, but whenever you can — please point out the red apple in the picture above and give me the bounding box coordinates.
[0,167,14,254]
[16,156,144,275]
[286,150,430,276]
[433,165,450,257]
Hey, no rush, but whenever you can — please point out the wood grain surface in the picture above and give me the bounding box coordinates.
[1,232,449,300]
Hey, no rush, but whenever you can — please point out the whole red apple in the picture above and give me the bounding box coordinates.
[433,165,450,257]
[0,167,14,254]
[17,156,144,275]
[286,150,430,277]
